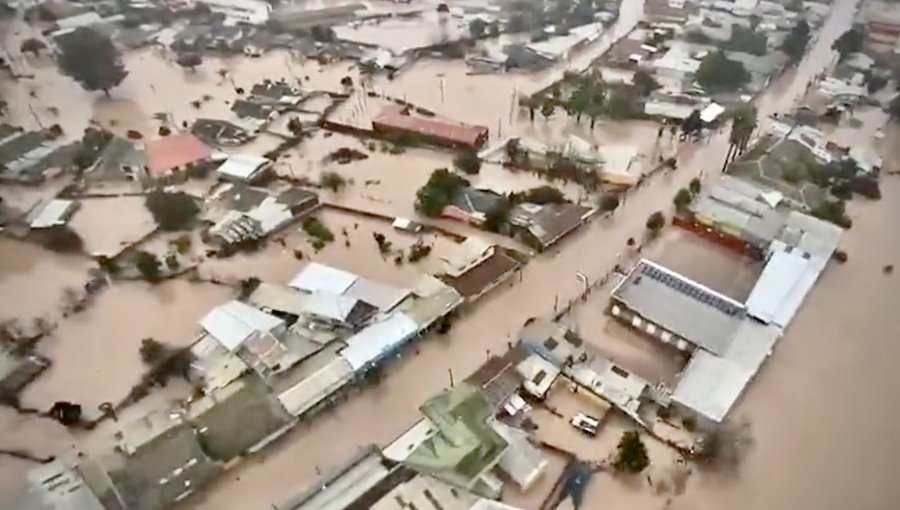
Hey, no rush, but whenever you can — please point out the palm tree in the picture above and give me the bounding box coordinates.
[729,107,757,156]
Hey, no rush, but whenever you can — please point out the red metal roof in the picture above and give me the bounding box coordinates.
[373,106,488,147]
[144,133,211,175]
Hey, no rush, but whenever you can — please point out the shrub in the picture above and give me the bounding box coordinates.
[302,217,334,243]
[165,253,180,270]
[453,151,482,175]
[646,211,666,232]
[320,171,347,192]
[673,188,693,212]
[133,250,161,281]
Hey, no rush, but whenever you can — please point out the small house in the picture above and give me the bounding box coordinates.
[143,133,213,179]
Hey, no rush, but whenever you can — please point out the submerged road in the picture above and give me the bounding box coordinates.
[185,1,866,508]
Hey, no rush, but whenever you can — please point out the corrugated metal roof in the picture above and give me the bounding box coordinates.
[277,356,353,416]
[216,154,271,180]
[344,278,410,312]
[289,262,359,294]
[29,199,76,229]
[200,300,284,351]
[301,293,360,322]
[340,313,419,370]
[745,249,819,327]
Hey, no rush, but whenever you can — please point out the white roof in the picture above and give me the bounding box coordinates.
[699,102,725,123]
[344,278,410,312]
[527,22,604,59]
[598,145,638,173]
[301,292,361,322]
[29,199,76,229]
[672,321,781,422]
[340,313,419,370]
[246,196,293,234]
[744,249,821,328]
[289,262,359,294]
[56,12,102,30]
[200,300,284,351]
[516,354,560,398]
[382,418,436,462]
[277,356,353,416]
[216,154,271,180]
[644,100,695,120]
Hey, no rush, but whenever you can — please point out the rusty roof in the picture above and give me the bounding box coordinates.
[144,132,211,175]
[373,106,488,147]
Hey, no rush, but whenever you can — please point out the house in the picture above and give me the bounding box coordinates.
[652,43,701,81]
[200,300,287,352]
[143,133,213,179]
[249,79,304,105]
[372,106,489,149]
[28,198,78,229]
[191,118,255,146]
[525,22,604,61]
[508,202,595,250]
[598,144,641,186]
[79,410,222,510]
[199,0,271,25]
[86,137,146,181]
[439,238,520,301]
[185,376,293,462]
[442,187,506,225]
[216,154,272,183]
[9,460,104,510]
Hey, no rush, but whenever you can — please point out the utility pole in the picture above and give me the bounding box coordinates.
[448,368,454,388]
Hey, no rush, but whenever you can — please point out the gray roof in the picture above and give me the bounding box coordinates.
[11,460,104,510]
[452,188,506,215]
[611,259,746,355]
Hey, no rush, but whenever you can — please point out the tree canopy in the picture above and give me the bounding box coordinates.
[613,430,650,474]
[469,18,487,38]
[833,25,865,61]
[646,211,665,232]
[673,188,693,212]
[781,19,811,62]
[20,38,47,56]
[57,28,128,95]
[724,26,768,56]
[454,151,482,175]
[696,52,750,93]
[729,106,758,153]
[144,190,200,231]
[176,53,202,71]
[633,69,661,97]
[133,250,161,280]
[415,168,468,217]
[682,110,703,136]
[515,185,565,205]
[599,193,619,212]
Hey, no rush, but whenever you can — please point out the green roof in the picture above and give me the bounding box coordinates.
[405,384,508,485]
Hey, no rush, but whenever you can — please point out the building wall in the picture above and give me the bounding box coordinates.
[672,215,764,260]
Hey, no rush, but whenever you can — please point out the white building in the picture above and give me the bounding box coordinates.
[216,154,272,183]
[199,0,271,25]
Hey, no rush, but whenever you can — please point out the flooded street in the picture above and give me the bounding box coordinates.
[3,0,899,507]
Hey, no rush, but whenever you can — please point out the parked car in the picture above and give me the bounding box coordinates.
[570,412,600,436]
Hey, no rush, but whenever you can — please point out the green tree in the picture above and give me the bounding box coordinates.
[134,250,161,280]
[696,52,751,93]
[673,188,693,212]
[415,168,468,217]
[599,193,619,212]
[633,69,660,97]
[469,18,487,38]
[20,37,46,56]
[889,94,900,122]
[781,19,811,63]
[724,26,768,56]
[682,110,703,136]
[454,151,482,175]
[566,88,591,122]
[613,430,650,474]
[833,25,865,61]
[517,185,565,204]
[540,99,556,119]
[320,171,347,192]
[144,191,200,231]
[646,211,666,232]
[604,87,640,119]
[139,337,167,365]
[176,52,202,71]
[57,27,128,96]
[689,177,702,195]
